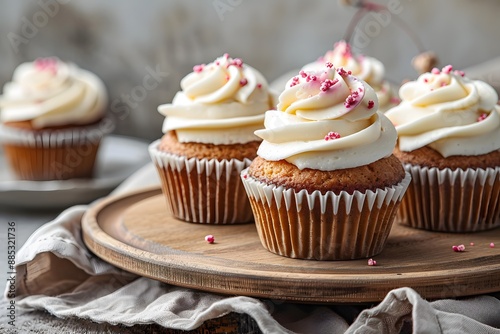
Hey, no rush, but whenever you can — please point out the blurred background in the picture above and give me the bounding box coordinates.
[1,0,500,141]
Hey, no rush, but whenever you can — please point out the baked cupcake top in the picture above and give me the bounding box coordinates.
[0,57,107,129]
[385,65,500,157]
[302,40,398,112]
[158,53,275,145]
[255,63,398,171]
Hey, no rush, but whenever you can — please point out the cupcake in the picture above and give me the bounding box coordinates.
[0,57,111,181]
[241,64,411,260]
[302,40,399,112]
[385,65,500,232]
[149,53,276,224]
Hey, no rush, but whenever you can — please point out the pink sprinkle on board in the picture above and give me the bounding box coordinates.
[367,258,377,266]
[205,235,215,244]
[490,243,495,248]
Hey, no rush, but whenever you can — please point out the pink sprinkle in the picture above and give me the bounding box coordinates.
[455,70,465,77]
[325,62,334,69]
[290,76,300,87]
[193,64,204,73]
[431,68,440,74]
[223,53,230,59]
[320,78,338,92]
[442,65,453,74]
[306,74,317,82]
[367,258,377,266]
[299,70,308,78]
[225,75,230,81]
[34,57,58,74]
[257,83,262,89]
[367,100,375,109]
[490,242,495,248]
[243,174,248,179]
[240,78,248,86]
[478,113,488,122]
[440,82,447,87]
[344,90,360,108]
[424,78,429,83]
[337,67,351,76]
[390,97,401,104]
[215,61,220,66]
[205,235,215,244]
[232,58,243,67]
[470,242,475,246]
[452,244,465,252]
[324,131,341,141]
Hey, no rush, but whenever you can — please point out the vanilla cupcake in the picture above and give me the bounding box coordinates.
[302,40,399,112]
[241,64,411,260]
[149,54,276,224]
[0,57,111,180]
[385,65,500,232]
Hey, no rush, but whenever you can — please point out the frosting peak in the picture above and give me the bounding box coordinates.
[302,40,398,112]
[158,54,276,145]
[0,57,108,129]
[385,65,500,157]
[255,64,397,171]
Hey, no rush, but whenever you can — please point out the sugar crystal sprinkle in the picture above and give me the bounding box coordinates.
[205,235,215,244]
[367,258,377,266]
[324,131,341,141]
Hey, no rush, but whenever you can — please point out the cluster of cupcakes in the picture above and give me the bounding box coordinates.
[147,45,500,261]
[2,41,498,262]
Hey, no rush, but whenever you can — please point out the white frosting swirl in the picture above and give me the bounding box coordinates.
[385,65,500,157]
[302,40,398,112]
[0,57,107,128]
[158,54,276,145]
[256,65,397,171]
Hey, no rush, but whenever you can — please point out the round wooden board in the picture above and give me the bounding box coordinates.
[82,187,500,304]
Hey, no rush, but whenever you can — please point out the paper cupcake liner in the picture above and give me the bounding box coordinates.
[396,164,500,232]
[0,119,114,181]
[241,169,411,260]
[149,140,253,224]
[0,117,114,147]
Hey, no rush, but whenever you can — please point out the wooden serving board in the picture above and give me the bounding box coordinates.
[82,187,500,303]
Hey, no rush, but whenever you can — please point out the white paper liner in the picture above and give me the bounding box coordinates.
[397,164,500,232]
[241,169,411,260]
[0,117,114,147]
[149,140,253,224]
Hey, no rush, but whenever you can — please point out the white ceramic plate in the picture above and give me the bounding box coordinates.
[0,135,151,209]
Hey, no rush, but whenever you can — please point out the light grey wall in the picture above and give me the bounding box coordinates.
[1,0,500,140]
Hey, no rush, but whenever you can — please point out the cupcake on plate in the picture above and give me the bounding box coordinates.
[0,57,111,181]
[302,40,399,112]
[385,65,500,232]
[149,53,276,224]
[241,63,411,260]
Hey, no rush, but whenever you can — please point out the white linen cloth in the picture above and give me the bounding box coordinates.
[5,163,500,334]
